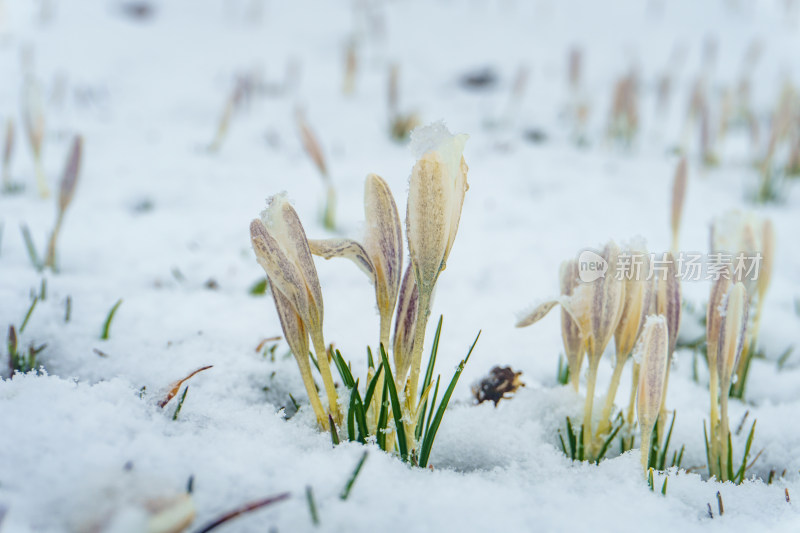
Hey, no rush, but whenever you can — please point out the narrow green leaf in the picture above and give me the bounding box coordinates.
[379,345,408,461]
[305,486,319,526]
[339,452,368,500]
[100,299,123,340]
[329,414,340,445]
[566,417,577,460]
[703,421,713,478]
[419,316,443,405]
[726,432,734,482]
[363,363,383,409]
[19,296,38,333]
[376,378,389,450]
[595,421,623,462]
[558,431,568,456]
[735,420,757,483]
[347,387,357,442]
[332,349,355,389]
[309,351,320,373]
[20,224,41,271]
[658,412,676,470]
[249,278,268,295]
[172,386,189,421]
[423,376,440,438]
[367,346,375,370]
[351,387,368,443]
[418,331,480,468]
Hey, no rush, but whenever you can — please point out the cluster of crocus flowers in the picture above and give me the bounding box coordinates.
[517,243,681,462]
[251,122,469,454]
[710,210,774,398]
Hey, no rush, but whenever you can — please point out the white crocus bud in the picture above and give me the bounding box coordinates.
[308,174,403,350]
[363,174,403,346]
[406,122,469,294]
[404,122,470,404]
[250,193,339,424]
[717,282,749,389]
[635,315,670,472]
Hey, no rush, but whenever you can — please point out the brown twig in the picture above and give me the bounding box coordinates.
[193,492,290,533]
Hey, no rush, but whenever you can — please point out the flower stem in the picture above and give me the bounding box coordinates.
[405,290,431,412]
[312,335,340,424]
[708,369,720,479]
[34,156,49,198]
[596,355,626,440]
[719,386,730,481]
[44,210,63,270]
[295,352,328,429]
[640,426,653,472]
[583,358,600,459]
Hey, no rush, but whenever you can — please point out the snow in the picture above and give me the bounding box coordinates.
[1,0,800,532]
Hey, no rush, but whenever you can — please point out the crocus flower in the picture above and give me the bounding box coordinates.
[250,194,339,425]
[636,315,669,472]
[404,122,469,403]
[308,174,403,349]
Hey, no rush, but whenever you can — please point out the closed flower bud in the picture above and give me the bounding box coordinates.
[717,282,749,387]
[271,280,326,427]
[670,157,688,251]
[653,252,681,356]
[364,174,403,342]
[706,271,732,377]
[251,194,339,423]
[59,136,83,214]
[587,242,625,361]
[307,174,403,348]
[635,315,669,470]
[615,250,653,359]
[250,195,323,338]
[393,263,418,386]
[406,122,469,294]
[757,220,775,303]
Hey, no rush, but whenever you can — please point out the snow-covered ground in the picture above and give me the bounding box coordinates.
[2,0,800,531]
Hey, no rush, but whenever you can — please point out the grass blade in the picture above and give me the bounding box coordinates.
[339,452,368,500]
[172,386,189,420]
[305,486,319,526]
[20,224,41,270]
[19,296,38,333]
[100,298,123,340]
